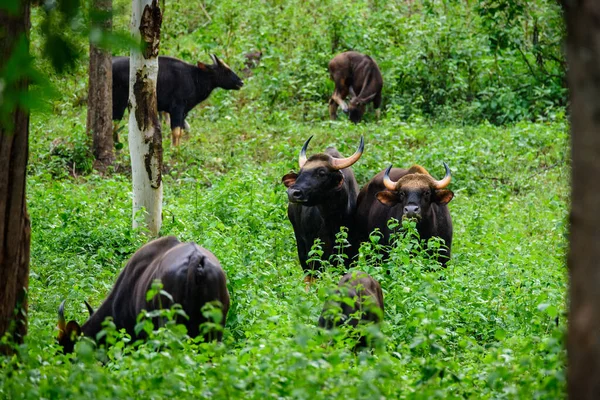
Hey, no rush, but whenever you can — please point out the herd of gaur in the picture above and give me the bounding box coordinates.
[57,50,454,352]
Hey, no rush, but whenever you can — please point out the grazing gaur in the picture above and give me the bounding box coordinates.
[112,55,243,146]
[57,236,230,353]
[318,271,384,347]
[355,163,454,266]
[328,51,383,123]
[281,136,364,280]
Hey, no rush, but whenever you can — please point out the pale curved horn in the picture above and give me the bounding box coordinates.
[358,92,377,104]
[299,135,313,168]
[383,164,397,191]
[58,300,67,331]
[433,162,451,189]
[331,136,364,170]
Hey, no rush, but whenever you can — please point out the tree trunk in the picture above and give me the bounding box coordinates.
[565,1,600,398]
[87,0,114,171]
[0,2,31,354]
[128,0,163,236]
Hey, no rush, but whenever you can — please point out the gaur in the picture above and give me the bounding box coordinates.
[328,51,383,123]
[57,236,230,353]
[112,55,243,146]
[282,136,364,281]
[355,163,454,266]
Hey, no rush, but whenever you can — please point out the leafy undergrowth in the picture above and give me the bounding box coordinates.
[1,106,568,398]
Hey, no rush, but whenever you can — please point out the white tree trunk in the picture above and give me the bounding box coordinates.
[128,0,163,235]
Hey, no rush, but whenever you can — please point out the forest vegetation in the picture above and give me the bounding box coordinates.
[1,0,567,398]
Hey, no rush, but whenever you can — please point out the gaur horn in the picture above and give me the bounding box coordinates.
[358,92,378,104]
[383,164,397,191]
[58,300,67,331]
[331,136,364,170]
[84,300,94,317]
[433,162,452,189]
[298,135,313,168]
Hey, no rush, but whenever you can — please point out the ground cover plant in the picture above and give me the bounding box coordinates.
[1,0,567,398]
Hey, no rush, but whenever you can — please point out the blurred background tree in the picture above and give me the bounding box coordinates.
[0,0,33,355]
[0,0,120,353]
[564,1,600,398]
[87,0,114,170]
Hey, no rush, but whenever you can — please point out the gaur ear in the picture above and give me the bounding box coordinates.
[434,189,454,205]
[58,320,81,342]
[197,62,209,71]
[281,172,298,188]
[66,321,82,340]
[376,191,400,207]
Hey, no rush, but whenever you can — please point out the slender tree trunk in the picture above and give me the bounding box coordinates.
[0,2,31,354]
[87,0,114,171]
[565,1,600,398]
[128,0,163,235]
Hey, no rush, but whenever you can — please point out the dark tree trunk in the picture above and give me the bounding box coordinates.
[87,0,114,171]
[565,1,600,398]
[0,1,31,355]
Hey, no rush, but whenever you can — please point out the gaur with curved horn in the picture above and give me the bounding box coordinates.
[282,137,365,279]
[328,51,383,123]
[356,162,454,266]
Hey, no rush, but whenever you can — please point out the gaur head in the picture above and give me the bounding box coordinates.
[56,300,93,353]
[57,300,83,353]
[376,163,454,220]
[198,54,244,90]
[348,93,377,123]
[282,136,364,206]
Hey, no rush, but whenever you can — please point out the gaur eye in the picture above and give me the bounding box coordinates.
[424,190,431,197]
[318,168,327,176]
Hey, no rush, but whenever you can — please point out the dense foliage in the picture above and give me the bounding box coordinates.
[159,0,565,125]
[1,0,567,398]
[27,0,566,126]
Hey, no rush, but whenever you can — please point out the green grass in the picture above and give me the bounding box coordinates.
[1,0,568,398]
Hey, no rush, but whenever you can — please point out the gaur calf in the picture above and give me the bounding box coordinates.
[318,271,384,347]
